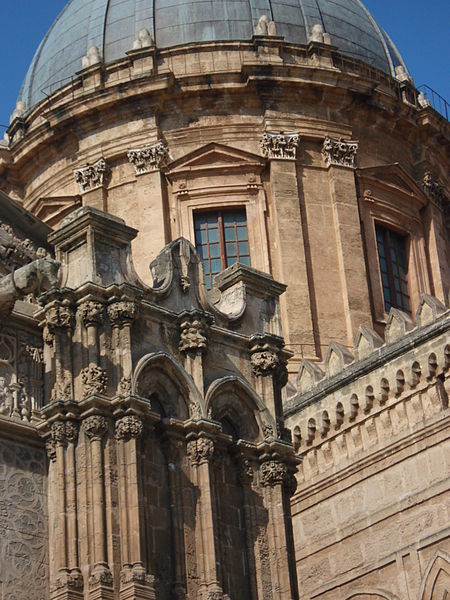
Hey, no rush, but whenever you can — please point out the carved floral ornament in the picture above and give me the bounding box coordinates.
[74,158,108,193]
[83,415,108,440]
[79,300,104,326]
[259,459,297,494]
[187,436,215,466]
[107,300,138,327]
[115,415,143,441]
[178,311,213,354]
[81,365,108,397]
[127,141,169,175]
[45,301,75,331]
[261,131,300,160]
[46,420,79,459]
[322,136,358,168]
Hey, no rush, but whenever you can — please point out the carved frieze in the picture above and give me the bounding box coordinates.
[322,136,358,168]
[81,365,108,397]
[115,415,143,441]
[261,131,300,160]
[74,158,108,193]
[83,415,108,440]
[79,300,104,326]
[107,300,138,327]
[127,141,169,175]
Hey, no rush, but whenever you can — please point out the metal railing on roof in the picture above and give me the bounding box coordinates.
[418,85,449,120]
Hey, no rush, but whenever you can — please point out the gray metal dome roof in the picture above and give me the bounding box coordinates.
[20,0,407,110]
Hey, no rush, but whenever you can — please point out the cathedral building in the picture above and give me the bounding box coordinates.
[0,1,448,599]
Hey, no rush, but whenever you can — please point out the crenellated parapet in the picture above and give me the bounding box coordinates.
[285,294,449,483]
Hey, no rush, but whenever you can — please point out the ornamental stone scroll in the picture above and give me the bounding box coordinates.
[261,131,300,160]
[322,136,358,168]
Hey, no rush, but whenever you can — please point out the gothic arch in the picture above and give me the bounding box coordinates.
[419,550,450,600]
[133,351,202,420]
[205,375,273,442]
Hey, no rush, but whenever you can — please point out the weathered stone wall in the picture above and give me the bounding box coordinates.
[285,297,450,598]
[0,434,48,600]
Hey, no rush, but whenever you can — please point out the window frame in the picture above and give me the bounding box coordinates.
[375,223,411,314]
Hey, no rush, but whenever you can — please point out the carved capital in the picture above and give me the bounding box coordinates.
[107,300,138,327]
[45,301,74,332]
[127,141,169,174]
[79,300,104,327]
[51,420,79,447]
[74,158,108,193]
[187,437,214,466]
[322,136,358,168]
[120,568,155,586]
[249,334,284,377]
[89,568,113,588]
[178,311,213,354]
[53,571,84,592]
[81,365,108,397]
[259,460,287,487]
[115,415,143,441]
[261,131,300,160]
[83,415,108,440]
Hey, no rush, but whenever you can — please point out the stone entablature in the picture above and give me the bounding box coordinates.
[321,135,358,168]
[127,141,169,174]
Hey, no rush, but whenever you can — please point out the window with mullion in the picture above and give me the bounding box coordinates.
[375,224,410,313]
[194,209,250,289]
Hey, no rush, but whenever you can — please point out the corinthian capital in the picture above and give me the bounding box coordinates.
[322,136,358,168]
[128,141,169,175]
[50,420,79,448]
[74,158,108,193]
[115,415,143,441]
[261,131,300,160]
[83,415,108,440]
[187,437,214,466]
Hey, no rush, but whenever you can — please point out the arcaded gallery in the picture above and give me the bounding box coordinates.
[0,0,448,599]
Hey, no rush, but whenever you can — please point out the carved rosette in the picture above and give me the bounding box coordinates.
[115,415,143,441]
[261,131,300,160]
[81,365,108,397]
[83,415,108,440]
[74,158,108,193]
[178,311,212,354]
[259,460,287,487]
[322,136,358,168]
[79,300,104,326]
[107,300,138,327]
[187,437,215,467]
[127,141,169,175]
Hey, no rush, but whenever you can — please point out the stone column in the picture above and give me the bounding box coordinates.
[162,434,187,600]
[83,415,114,598]
[127,142,170,277]
[322,136,372,344]
[44,298,75,403]
[115,415,156,599]
[187,436,224,599]
[249,333,286,421]
[107,299,138,396]
[262,131,316,363]
[48,420,83,600]
[259,460,297,600]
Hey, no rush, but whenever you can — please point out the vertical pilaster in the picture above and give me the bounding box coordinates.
[107,298,138,396]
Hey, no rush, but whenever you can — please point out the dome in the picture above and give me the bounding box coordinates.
[20,0,407,111]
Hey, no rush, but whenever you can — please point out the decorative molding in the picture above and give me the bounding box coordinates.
[81,365,108,397]
[115,415,143,441]
[261,131,300,160]
[322,136,358,168]
[51,420,78,446]
[127,141,169,175]
[74,158,108,193]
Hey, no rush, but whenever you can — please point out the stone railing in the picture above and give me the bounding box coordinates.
[284,294,449,483]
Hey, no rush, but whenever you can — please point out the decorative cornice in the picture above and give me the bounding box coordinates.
[261,131,300,160]
[83,415,108,440]
[127,141,169,175]
[322,136,358,168]
[74,158,108,193]
[115,415,143,441]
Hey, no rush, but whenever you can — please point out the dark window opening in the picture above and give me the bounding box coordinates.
[375,224,410,313]
[194,209,250,289]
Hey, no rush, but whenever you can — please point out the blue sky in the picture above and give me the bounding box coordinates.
[0,0,448,130]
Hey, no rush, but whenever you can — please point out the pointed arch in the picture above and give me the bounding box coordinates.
[205,375,273,442]
[133,351,202,420]
[419,550,450,600]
